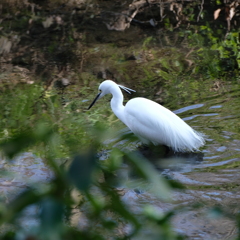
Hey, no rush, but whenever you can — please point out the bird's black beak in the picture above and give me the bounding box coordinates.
[88,92,101,110]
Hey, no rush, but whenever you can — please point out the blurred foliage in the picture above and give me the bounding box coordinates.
[0,82,186,240]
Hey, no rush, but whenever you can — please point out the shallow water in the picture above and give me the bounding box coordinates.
[1,81,240,239]
[100,80,240,239]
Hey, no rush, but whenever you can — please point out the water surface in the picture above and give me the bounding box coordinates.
[1,80,240,239]
[105,80,240,239]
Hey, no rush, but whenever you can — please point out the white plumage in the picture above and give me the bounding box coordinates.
[88,80,205,152]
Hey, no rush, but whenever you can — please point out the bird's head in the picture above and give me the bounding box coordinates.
[88,80,135,110]
[98,80,115,97]
[87,80,115,110]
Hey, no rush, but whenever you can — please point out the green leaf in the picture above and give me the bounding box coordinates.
[40,198,64,235]
[106,148,123,171]
[0,189,41,224]
[158,70,171,81]
[101,186,141,233]
[124,152,171,200]
[0,132,36,159]
[68,150,97,191]
[0,124,53,159]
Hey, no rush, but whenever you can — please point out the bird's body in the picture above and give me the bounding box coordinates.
[88,80,205,152]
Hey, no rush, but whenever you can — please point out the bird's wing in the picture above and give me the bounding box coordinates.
[124,98,204,151]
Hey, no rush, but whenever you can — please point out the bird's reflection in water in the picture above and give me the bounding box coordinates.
[113,144,204,187]
[136,144,204,172]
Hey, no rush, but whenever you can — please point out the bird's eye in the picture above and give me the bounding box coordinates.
[99,90,102,92]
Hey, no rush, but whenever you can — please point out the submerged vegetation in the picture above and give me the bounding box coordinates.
[0,0,240,239]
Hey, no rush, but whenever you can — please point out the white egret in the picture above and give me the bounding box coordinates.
[88,80,205,152]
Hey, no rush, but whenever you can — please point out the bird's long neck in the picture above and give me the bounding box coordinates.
[110,87,126,125]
